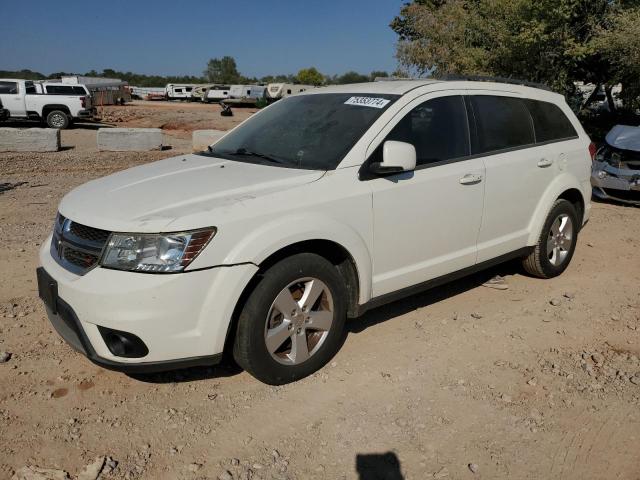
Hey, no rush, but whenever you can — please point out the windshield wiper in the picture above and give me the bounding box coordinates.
[227,148,286,165]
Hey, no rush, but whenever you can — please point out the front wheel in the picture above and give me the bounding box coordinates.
[46,110,70,129]
[522,199,579,278]
[233,253,347,385]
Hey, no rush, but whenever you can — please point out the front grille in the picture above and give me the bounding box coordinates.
[69,222,110,244]
[61,246,100,269]
[51,213,111,275]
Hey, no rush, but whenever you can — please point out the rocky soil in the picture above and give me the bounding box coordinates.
[1,103,639,479]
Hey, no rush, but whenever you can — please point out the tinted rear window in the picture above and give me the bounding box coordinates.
[45,85,87,95]
[525,99,578,142]
[470,95,535,154]
[0,81,18,94]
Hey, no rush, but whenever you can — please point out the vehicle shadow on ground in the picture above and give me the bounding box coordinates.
[348,260,522,335]
[128,361,243,384]
[356,452,404,479]
[130,260,522,384]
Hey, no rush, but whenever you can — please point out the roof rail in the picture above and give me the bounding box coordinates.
[437,74,553,92]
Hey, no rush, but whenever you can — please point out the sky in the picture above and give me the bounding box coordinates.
[0,0,405,78]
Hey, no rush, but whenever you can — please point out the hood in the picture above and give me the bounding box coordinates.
[605,125,640,152]
[59,154,325,232]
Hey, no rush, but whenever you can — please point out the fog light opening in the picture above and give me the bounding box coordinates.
[98,326,149,358]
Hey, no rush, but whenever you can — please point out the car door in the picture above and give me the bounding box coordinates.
[0,81,26,117]
[366,93,485,298]
[467,93,557,262]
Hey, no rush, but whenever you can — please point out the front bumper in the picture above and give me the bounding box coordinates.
[591,160,640,205]
[38,235,258,372]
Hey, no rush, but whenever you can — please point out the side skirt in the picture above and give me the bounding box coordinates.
[355,247,533,317]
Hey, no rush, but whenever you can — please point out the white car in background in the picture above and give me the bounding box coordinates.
[37,79,593,384]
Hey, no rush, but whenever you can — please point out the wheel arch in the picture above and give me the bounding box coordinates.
[42,104,71,115]
[221,238,364,359]
[557,188,585,226]
[527,175,587,245]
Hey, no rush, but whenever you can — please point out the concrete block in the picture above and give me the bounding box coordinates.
[97,128,163,152]
[192,129,225,152]
[0,128,60,152]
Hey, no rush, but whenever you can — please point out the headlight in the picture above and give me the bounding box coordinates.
[101,228,216,273]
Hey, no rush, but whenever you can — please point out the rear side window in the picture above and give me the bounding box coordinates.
[0,81,18,94]
[46,85,87,95]
[386,95,470,166]
[525,99,578,142]
[470,95,535,154]
[25,82,36,94]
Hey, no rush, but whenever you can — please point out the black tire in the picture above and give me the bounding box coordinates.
[46,110,70,129]
[522,199,579,278]
[233,253,347,385]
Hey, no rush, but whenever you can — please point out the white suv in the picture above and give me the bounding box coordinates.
[37,79,593,384]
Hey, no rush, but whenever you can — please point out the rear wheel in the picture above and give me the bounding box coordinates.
[522,199,579,278]
[46,110,69,129]
[233,253,347,385]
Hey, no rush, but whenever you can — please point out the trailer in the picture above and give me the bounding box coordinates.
[130,86,167,101]
[203,85,231,103]
[266,83,314,101]
[224,85,266,105]
[190,85,214,102]
[166,84,202,101]
[59,76,130,106]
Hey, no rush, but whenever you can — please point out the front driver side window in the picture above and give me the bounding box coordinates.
[386,95,470,166]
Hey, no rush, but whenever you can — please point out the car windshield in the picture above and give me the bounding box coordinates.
[203,93,399,170]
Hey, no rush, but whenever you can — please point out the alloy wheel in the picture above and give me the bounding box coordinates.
[547,213,573,266]
[264,277,334,365]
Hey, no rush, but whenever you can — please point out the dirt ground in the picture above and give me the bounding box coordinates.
[98,100,257,140]
[0,101,639,480]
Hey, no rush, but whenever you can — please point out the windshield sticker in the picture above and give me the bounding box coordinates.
[344,96,391,109]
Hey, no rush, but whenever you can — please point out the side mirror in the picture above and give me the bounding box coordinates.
[370,141,416,175]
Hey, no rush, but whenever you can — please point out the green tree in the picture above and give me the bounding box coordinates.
[337,71,370,84]
[0,69,46,80]
[260,74,296,84]
[390,0,639,108]
[369,71,390,81]
[296,67,324,86]
[595,6,640,108]
[204,56,241,84]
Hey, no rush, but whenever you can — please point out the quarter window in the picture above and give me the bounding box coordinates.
[45,85,87,95]
[525,99,578,142]
[386,95,470,166]
[469,95,535,154]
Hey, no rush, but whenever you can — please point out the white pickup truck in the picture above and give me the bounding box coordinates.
[0,78,95,128]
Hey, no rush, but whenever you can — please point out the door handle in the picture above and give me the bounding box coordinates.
[459,174,483,185]
[537,158,553,168]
